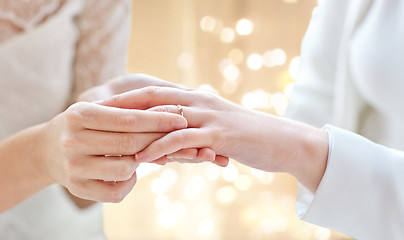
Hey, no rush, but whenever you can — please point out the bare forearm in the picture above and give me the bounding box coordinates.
[230,112,329,193]
[0,123,54,212]
[275,118,329,193]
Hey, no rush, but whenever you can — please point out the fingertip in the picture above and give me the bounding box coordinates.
[213,156,230,167]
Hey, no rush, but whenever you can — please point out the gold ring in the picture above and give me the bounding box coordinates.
[176,105,184,117]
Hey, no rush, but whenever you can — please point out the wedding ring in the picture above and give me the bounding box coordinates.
[176,105,184,117]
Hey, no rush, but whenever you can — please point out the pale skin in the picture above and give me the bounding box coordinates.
[0,74,225,213]
[100,85,329,193]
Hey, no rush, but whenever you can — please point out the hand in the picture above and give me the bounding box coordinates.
[77,73,190,102]
[82,74,228,167]
[40,101,188,202]
[99,86,329,192]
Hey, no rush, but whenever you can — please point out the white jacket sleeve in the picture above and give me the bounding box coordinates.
[285,1,404,239]
[303,125,404,239]
[285,0,348,127]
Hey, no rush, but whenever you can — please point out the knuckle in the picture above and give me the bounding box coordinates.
[110,94,121,106]
[116,163,134,181]
[60,134,76,151]
[201,92,218,107]
[144,86,161,97]
[118,134,137,153]
[65,102,89,125]
[117,112,137,130]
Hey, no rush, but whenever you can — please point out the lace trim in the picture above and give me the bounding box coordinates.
[0,0,63,30]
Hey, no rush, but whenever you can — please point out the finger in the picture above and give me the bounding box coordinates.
[76,130,165,156]
[166,148,198,160]
[151,156,170,165]
[212,155,230,167]
[116,74,191,91]
[68,172,138,203]
[196,148,216,162]
[66,102,187,133]
[98,86,196,109]
[136,129,213,162]
[147,105,204,128]
[68,155,140,181]
[169,148,216,164]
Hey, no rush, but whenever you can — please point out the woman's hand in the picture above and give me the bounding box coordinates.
[41,101,188,202]
[77,73,190,103]
[79,73,227,167]
[99,86,329,193]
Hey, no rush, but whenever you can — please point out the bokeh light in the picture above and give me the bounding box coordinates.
[220,27,235,43]
[107,1,352,239]
[177,52,194,68]
[216,186,238,204]
[263,48,287,67]
[247,53,263,70]
[200,16,217,32]
[242,89,272,110]
[198,219,215,237]
[236,18,253,35]
[228,48,244,65]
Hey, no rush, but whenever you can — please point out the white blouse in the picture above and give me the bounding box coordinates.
[0,0,131,239]
[286,0,404,239]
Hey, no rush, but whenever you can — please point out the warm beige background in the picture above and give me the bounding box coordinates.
[104,0,352,239]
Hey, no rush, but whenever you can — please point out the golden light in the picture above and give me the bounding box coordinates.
[200,16,217,32]
[198,218,215,237]
[195,201,212,217]
[198,84,219,94]
[271,92,289,116]
[315,227,332,240]
[263,48,287,67]
[220,27,235,43]
[155,195,171,211]
[151,178,169,195]
[228,48,244,65]
[236,18,253,35]
[204,164,221,181]
[221,80,239,95]
[161,168,178,186]
[222,162,239,182]
[136,163,162,179]
[241,89,271,109]
[283,0,299,3]
[261,217,289,234]
[158,211,177,229]
[177,52,193,68]
[183,176,207,200]
[216,186,238,204]
[223,64,240,82]
[234,174,252,191]
[247,53,263,70]
[171,201,188,219]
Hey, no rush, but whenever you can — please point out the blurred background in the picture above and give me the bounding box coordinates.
[104,0,351,239]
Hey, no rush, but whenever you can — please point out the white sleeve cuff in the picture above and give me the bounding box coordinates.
[295,124,404,239]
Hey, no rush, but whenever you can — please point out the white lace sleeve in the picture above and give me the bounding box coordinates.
[71,0,131,100]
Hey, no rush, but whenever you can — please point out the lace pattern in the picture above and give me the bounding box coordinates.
[0,0,131,100]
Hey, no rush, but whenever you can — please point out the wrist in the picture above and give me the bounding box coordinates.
[32,123,56,186]
[285,121,329,193]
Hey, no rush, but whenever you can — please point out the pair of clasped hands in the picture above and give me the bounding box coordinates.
[44,74,327,203]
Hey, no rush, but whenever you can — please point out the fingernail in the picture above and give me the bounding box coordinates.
[173,118,187,129]
[135,153,145,162]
